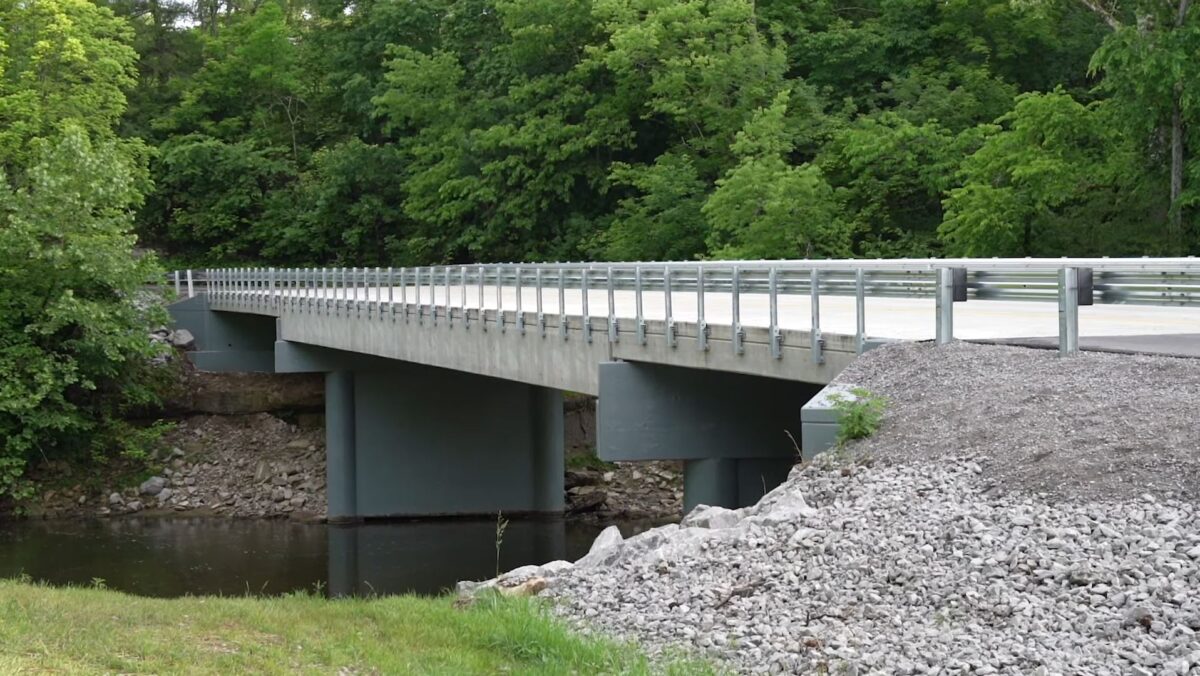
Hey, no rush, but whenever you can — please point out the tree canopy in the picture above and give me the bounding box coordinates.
[112,0,1197,264]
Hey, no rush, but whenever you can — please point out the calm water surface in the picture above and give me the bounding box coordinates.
[0,517,664,598]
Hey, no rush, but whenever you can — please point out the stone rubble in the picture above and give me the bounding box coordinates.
[467,343,1200,674]
[513,459,1200,674]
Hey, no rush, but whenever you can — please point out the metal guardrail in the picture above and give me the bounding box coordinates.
[173,258,1200,358]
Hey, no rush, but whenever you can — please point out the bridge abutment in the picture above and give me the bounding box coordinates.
[597,361,818,512]
[168,295,276,372]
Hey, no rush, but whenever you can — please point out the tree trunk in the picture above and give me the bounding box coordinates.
[1171,0,1191,253]
[1171,94,1184,253]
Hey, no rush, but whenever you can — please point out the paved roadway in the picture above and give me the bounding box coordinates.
[257,285,1200,355]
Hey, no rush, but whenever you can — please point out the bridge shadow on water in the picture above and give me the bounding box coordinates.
[0,516,665,598]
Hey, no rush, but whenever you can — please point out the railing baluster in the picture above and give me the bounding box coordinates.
[768,267,781,359]
[445,267,453,327]
[582,268,591,343]
[516,266,524,335]
[697,266,708,352]
[461,267,469,329]
[607,266,618,343]
[479,265,486,332]
[415,266,422,325]
[811,269,824,365]
[559,267,568,340]
[635,266,646,345]
[856,268,866,354]
[496,265,504,333]
[387,267,394,321]
[536,268,545,337]
[664,267,675,348]
[732,266,744,355]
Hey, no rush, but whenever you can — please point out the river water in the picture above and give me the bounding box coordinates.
[0,516,663,598]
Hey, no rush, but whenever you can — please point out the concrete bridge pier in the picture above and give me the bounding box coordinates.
[278,342,564,521]
[597,361,821,513]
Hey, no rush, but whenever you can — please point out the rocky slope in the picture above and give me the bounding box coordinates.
[466,342,1200,674]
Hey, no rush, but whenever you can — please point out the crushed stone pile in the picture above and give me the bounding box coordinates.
[463,342,1200,674]
[833,341,1200,502]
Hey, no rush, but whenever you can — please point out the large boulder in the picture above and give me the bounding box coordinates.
[168,329,195,349]
[139,476,166,496]
[681,504,744,529]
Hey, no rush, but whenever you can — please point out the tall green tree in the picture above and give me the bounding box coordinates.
[0,0,163,500]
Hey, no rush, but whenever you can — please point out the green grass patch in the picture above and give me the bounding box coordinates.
[566,450,616,472]
[0,579,714,674]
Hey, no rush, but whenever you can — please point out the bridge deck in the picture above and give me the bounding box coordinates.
[248,285,1200,340]
[200,285,1200,396]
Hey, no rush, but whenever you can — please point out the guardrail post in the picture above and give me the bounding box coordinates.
[559,268,568,340]
[936,267,954,344]
[768,267,781,359]
[1058,267,1080,356]
[855,269,866,354]
[582,268,592,343]
[173,271,181,296]
[461,267,469,329]
[186,270,194,299]
[635,266,646,345]
[387,267,395,321]
[496,265,504,333]
[811,269,824,365]
[607,266,618,343]
[536,268,545,337]
[515,266,524,334]
[415,266,422,325]
[444,267,452,328]
[664,267,676,348]
[697,266,708,351]
[732,266,744,355]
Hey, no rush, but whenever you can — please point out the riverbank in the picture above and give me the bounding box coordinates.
[9,367,682,523]
[0,579,712,674]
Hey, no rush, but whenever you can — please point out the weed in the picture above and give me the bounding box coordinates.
[830,387,888,447]
[494,510,509,578]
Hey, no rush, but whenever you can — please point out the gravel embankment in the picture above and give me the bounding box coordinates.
[834,341,1200,502]
[468,342,1200,674]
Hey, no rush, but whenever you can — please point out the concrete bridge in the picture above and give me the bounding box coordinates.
[169,258,1200,521]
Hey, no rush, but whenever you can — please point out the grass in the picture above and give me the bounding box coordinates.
[0,579,714,675]
[566,449,616,472]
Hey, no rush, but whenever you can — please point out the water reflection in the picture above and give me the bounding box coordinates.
[0,516,657,598]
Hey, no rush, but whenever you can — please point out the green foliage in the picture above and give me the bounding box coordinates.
[705,92,851,259]
[941,90,1159,256]
[831,387,888,447]
[114,0,1198,265]
[0,128,165,500]
[0,0,165,501]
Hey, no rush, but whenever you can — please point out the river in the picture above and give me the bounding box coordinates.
[0,516,664,597]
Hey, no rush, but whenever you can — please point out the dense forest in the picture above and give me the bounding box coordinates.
[100,0,1198,265]
[1,0,1197,496]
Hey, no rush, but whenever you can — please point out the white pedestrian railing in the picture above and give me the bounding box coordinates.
[173,258,1200,357]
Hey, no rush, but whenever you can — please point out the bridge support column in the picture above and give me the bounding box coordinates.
[326,370,359,523]
[279,344,564,519]
[598,361,821,513]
